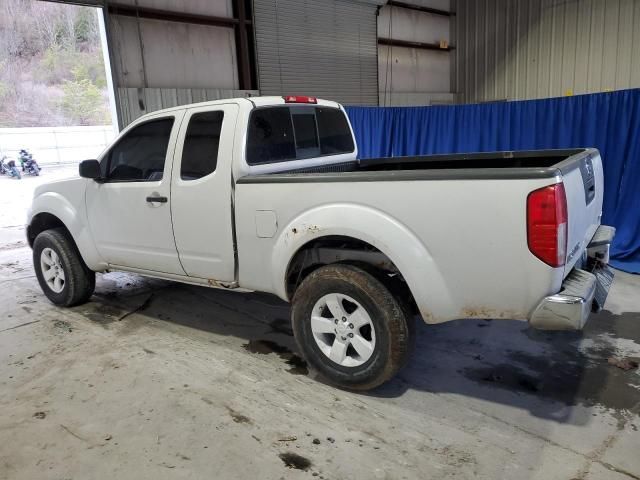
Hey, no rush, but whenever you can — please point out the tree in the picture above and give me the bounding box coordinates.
[61,68,109,125]
[0,0,110,127]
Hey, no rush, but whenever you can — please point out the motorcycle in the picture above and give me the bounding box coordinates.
[0,157,21,179]
[18,150,41,176]
[23,157,41,176]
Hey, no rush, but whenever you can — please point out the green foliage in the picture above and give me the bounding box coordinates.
[0,1,110,127]
[38,43,106,87]
[73,8,97,43]
[41,45,63,78]
[0,81,8,102]
[0,61,8,102]
[61,74,109,126]
[53,22,68,47]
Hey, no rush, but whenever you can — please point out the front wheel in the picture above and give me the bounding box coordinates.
[33,228,95,307]
[291,264,414,390]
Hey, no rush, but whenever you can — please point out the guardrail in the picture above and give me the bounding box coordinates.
[0,125,116,165]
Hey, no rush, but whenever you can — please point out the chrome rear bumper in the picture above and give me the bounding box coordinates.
[529,225,615,331]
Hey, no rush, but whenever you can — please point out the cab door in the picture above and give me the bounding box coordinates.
[85,111,186,275]
[170,104,239,281]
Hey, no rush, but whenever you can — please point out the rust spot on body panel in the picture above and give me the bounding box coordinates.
[461,307,527,320]
[291,225,321,235]
[207,279,233,289]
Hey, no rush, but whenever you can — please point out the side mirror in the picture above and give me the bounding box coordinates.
[79,159,102,181]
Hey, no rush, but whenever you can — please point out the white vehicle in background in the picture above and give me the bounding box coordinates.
[27,95,615,390]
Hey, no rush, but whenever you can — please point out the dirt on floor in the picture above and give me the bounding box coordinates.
[1,166,639,480]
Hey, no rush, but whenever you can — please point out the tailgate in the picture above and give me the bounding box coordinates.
[561,150,604,275]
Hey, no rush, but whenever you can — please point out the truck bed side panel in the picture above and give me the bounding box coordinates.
[235,177,565,323]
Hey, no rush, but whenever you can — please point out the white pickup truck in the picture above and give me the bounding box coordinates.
[27,96,615,390]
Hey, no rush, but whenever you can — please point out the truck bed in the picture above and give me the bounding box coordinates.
[235,146,603,323]
[359,149,580,171]
[238,148,593,181]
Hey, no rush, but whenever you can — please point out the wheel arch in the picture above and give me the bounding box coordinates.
[271,203,455,323]
[284,235,419,315]
[27,212,69,247]
[28,191,105,271]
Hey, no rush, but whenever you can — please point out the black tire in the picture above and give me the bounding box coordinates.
[33,228,95,307]
[291,264,415,390]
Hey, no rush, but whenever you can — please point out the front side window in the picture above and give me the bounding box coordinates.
[103,118,174,182]
[181,111,224,180]
[246,106,354,165]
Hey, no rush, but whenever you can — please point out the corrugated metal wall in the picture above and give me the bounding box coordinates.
[117,88,258,126]
[455,0,640,104]
[253,0,379,105]
[378,2,455,106]
[103,0,244,128]
[107,0,237,90]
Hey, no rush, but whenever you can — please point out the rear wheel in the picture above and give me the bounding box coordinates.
[291,264,414,390]
[33,228,95,307]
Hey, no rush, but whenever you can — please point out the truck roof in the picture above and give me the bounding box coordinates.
[133,96,343,122]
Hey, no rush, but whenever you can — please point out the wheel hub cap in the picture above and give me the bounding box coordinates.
[310,293,376,367]
[335,322,348,336]
[40,247,65,293]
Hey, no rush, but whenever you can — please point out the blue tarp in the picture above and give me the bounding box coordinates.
[345,89,640,274]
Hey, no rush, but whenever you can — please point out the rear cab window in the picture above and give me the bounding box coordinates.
[180,111,224,180]
[246,106,354,165]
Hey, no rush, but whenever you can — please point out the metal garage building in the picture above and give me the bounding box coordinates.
[44,0,640,129]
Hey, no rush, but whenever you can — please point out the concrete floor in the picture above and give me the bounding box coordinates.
[1,165,639,480]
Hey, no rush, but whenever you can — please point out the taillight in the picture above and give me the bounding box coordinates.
[283,95,317,104]
[527,183,568,267]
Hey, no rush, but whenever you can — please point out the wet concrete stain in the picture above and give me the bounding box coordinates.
[243,339,308,376]
[244,339,289,355]
[524,310,640,345]
[269,318,293,336]
[285,355,309,375]
[226,406,252,424]
[465,344,640,411]
[586,310,640,341]
[53,320,72,332]
[278,452,312,471]
[80,303,123,326]
[464,308,640,412]
[0,241,26,251]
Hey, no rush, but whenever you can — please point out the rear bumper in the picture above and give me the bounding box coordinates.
[529,225,615,330]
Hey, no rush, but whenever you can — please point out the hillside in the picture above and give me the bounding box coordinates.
[0,0,111,127]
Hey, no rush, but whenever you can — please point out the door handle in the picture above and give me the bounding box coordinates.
[146,195,167,203]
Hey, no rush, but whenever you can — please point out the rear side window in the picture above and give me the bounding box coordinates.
[103,118,174,182]
[316,107,354,155]
[181,111,224,180]
[246,107,295,164]
[246,106,354,165]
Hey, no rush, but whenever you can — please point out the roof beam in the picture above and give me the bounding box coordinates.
[378,37,454,51]
[107,3,250,28]
[386,1,454,17]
